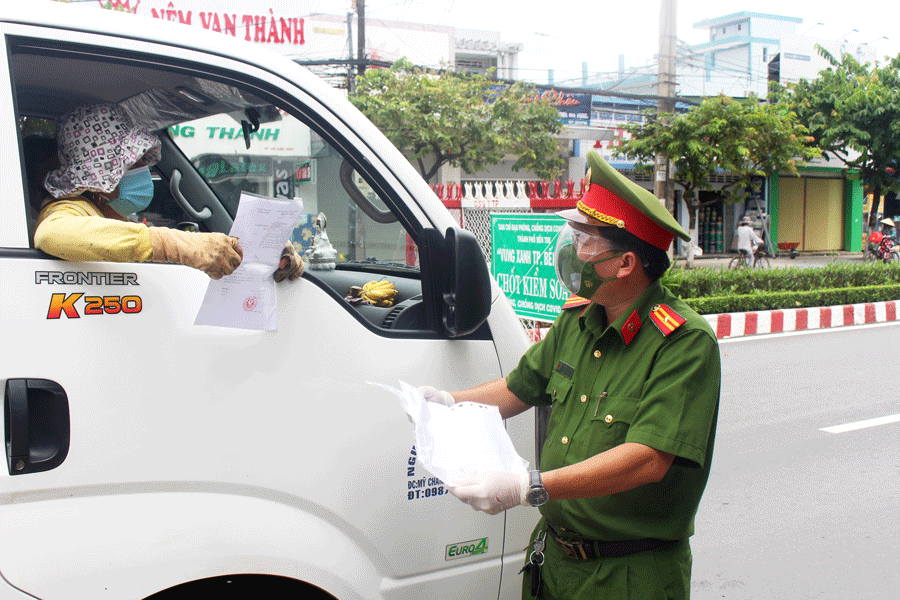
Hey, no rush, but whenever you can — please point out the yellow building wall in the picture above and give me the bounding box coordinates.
[776,176,845,251]
[778,177,804,246]
[804,178,844,251]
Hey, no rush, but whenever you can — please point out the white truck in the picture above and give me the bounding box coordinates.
[0,3,538,598]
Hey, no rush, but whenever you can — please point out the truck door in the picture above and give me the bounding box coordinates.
[0,22,530,600]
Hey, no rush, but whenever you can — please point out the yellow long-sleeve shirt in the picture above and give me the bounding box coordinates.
[33,196,153,263]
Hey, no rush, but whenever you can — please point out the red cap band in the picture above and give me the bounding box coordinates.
[579,185,674,251]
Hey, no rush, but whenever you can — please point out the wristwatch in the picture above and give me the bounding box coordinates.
[525,470,549,507]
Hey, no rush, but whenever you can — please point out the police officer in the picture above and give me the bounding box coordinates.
[420,150,720,599]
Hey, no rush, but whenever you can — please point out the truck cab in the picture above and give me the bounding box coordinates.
[0,3,536,598]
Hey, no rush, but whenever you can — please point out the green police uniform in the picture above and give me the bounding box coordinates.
[507,279,720,600]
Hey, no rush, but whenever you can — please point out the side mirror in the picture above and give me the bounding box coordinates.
[421,227,492,338]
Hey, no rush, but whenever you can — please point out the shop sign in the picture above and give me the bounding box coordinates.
[532,87,591,125]
[80,1,306,48]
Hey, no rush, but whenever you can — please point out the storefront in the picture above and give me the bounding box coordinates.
[769,168,863,253]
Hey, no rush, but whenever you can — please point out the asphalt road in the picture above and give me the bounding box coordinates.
[690,323,900,599]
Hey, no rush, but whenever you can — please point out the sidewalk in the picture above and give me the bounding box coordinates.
[687,250,866,270]
[691,251,900,338]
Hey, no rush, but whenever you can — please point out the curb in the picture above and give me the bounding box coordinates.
[703,300,900,339]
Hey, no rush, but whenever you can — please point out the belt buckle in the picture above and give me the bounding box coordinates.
[554,536,580,558]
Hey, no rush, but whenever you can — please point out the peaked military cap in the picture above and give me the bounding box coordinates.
[558,150,690,251]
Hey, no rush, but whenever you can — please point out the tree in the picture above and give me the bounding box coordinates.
[620,95,818,267]
[349,58,565,184]
[770,48,900,233]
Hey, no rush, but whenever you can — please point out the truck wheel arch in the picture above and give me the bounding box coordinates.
[145,574,336,599]
[0,491,381,600]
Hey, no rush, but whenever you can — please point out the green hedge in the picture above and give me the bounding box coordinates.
[663,263,900,314]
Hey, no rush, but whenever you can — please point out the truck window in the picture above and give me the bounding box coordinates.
[169,111,417,269]
[11,40,428,333]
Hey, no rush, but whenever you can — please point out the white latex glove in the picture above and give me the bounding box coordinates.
[449,471,530,515]
[418,386,455,408]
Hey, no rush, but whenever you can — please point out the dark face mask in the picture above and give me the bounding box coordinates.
[554,225,623,299]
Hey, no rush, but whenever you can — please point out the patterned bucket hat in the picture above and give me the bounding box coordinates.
[44,103,161,199]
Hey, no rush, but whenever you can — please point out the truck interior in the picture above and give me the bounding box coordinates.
[11,36,443,334]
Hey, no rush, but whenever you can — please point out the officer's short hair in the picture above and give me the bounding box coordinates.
[597,226,670,282]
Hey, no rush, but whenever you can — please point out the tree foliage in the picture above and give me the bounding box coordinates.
[620,95,818,265]
[770,48,900,228]
[350,58,565,183]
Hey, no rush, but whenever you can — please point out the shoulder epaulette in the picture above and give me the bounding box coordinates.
[649,303,686,336]
[562,294,592,310]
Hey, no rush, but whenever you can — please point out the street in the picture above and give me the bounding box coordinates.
[691,323,900,599]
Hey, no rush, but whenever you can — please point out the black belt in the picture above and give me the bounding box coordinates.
[547,524,677,560]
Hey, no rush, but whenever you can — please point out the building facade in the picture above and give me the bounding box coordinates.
[76,2,868,254]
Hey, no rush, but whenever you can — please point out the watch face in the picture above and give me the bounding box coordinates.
[527,487,549,507]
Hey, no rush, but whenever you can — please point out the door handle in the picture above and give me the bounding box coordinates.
[4,379,70,475]
[169,169,212,221]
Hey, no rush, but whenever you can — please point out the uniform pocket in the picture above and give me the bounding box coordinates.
[544,372,573,406]
[586,395,640,454]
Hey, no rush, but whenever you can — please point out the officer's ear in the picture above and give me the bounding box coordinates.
[615,251,641,279]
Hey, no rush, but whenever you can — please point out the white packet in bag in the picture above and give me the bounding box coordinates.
[371,380,529,485]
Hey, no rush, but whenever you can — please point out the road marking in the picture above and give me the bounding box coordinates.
[819,413,900,434]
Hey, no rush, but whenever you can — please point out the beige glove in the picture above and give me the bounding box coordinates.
[149,226,243,279]
[274,241,304,282]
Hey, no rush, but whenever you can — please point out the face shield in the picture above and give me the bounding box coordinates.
[554,223,624,298]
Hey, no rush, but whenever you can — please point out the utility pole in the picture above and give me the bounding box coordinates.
[357,0,366,78]
[347,11,355,93]
[654,0,677,214]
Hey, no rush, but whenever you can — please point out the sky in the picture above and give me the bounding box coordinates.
[309,0,900,84]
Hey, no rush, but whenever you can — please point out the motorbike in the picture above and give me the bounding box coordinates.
[867,231,900,263]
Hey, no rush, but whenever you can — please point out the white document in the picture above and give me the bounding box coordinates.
[372,380,529,486]
[194,192,303,330]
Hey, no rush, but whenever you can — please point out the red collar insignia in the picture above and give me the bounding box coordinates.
[649,303,686,336]
[621,310,642,345]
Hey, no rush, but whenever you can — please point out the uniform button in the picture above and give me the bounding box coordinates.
[580,394,587,403]
[605,415,613,423]
[593,350,602,358]
[561,436,569,444]
[652,304,661,312]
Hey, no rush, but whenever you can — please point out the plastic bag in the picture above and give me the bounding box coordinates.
[372,381,529,485]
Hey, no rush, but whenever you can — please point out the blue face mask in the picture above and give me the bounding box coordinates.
[107,166,153,217]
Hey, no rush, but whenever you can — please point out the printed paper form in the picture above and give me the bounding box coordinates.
[195,192,303,330]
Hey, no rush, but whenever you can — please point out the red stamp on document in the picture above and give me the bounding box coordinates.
[243,296,258,311]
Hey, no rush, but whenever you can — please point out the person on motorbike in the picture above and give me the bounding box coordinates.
[736,216,764,267]
[878,218,896,262]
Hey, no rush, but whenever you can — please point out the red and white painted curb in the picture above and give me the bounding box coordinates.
[704,300,900,339]
[525,300,900,343]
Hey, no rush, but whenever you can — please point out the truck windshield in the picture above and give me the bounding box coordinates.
[168,110,418,269]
